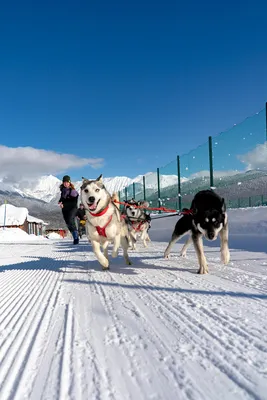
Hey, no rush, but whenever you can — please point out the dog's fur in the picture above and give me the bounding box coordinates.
[164,189,230,274]
[80,175,132,270]
[123,199,151,249]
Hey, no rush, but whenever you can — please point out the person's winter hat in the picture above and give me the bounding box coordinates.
[62,175,71,182]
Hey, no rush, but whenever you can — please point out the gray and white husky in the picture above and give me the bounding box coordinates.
[124,199,151,249]
[80,175,132,270]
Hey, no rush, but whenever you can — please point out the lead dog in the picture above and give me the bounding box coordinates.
[164,189,230,274]
[80,175,132,270]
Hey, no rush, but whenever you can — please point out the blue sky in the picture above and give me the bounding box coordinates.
[0,0,267,182]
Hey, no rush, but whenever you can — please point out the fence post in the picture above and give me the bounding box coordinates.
[208,136,214,188]
[157,168,161,212]
[125,186,128,201]
[143,176,146,201]
[133,182,136,199]
[177,155,182,210]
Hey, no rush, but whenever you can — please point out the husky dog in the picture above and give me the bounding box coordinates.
[80,175,132,270]
[124,199,151,249]
[164,190,230,274]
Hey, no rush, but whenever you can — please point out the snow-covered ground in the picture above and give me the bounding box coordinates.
[0,208,267,400]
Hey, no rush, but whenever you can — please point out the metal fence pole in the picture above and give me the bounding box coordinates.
[208,136,214,188]
[157,168,161,211]
[125,186,128,201]
[133,182,136,199]
[143,176,146,201]
[177,155,182,210]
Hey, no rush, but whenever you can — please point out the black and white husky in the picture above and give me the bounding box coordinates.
[80,175,132,270]
[164,190,230,274]
[123,199,151,249]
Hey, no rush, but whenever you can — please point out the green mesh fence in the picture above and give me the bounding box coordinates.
[142,172,158,208]
[212,109,267,203]
[118,106,267,211]
[179,141,210,208]
[158,159,178,210]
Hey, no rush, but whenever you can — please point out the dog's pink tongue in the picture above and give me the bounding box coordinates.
[89,203,97,211]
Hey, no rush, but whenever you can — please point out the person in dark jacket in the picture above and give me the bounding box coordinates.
[58,175,80,244]
[76,203,86,220]
[76,203,86,238]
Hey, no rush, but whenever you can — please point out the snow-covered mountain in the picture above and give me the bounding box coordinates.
[0,173,181,204]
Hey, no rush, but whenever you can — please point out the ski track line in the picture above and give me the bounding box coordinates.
[16,249,73,400]
[111,271,245,400]
[27,304,68,400]
[0,267,45,320]
[92,275,142,400]
[19,280,66,400]
[73,293,103,400]
[136,271,267,373]
[92,271,172,400]
[99,271,205,400]
[127,272,266,400]
[153,243,267,294]
[140,251,267,312]
[0,269,38,315]
[59,302,74,400]
[0,271,61,400]
[89,273,131,400]
[0,269,52,353]
[157,268,267,352]
[166,276,267,354]
[145,264,267,350]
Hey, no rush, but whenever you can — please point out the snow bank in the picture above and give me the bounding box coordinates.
[0,228,46,242]
[46,232,62,239]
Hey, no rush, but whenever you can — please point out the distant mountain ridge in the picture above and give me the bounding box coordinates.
[1,169,267,229]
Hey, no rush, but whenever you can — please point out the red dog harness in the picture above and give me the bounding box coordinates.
[90,206,112,237]
[130,221,144,232]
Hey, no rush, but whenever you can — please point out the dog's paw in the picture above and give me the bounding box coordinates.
[179,252,187,258]
[126,260,132,265]
[102,266,110,271]
[197,264,209,274]
[112,250,118,258]
[100,259,109,270]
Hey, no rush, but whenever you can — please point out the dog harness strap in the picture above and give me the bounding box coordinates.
[179,208,194,216]
[95,215,113,237]
[132,221,144,232]
[90,205,109,217]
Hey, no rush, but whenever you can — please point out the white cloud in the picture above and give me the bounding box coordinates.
[238,143,267,170]
[0,145,104,183]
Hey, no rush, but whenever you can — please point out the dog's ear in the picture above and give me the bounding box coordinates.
[221,197,226,212]
[96,174,103,183]
[81,177,89,189]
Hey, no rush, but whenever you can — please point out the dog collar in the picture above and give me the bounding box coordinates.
[89,205,109,217]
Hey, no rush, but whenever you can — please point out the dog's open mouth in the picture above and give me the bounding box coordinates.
[87,200,100,211]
